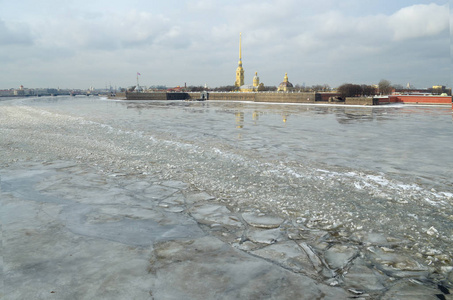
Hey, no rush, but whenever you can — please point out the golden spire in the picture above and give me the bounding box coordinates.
[235,32,244,87]
[238,32,242,66]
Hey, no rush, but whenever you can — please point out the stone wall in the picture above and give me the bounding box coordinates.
[166,92,189,100]
[255,92,315,103]
[124,92,381,106]
[187,92,201,100]
[125,92,188,100]
[345,97,376,105]
[126,92,167,100]
[189,92,317,103]
[208,92,256,101]
[388,95,452,105]
[107,92,126,100]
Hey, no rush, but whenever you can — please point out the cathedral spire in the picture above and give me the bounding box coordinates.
[235,32,244,87]
[239,32,242,62]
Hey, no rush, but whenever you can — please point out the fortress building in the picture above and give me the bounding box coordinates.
[240,71,265,92]
[234,33,264,92]
[231,33,298,93]
[253,72,260,88]
[234,33,245,87]
[277,73,294,92]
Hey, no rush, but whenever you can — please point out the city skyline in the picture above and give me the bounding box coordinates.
[0,0,450,90]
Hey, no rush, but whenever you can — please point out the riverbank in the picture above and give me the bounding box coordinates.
[121,91,452,106]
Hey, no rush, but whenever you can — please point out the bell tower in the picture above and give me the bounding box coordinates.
[235,33,244,87]
[253,72,260,87]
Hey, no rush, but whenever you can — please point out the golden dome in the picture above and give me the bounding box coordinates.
[253,71,260,87]
[278,73,293,91]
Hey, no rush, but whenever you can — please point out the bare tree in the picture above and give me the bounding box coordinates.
[213,85,240,92]
[361,84,377,96]
[260,86,277,91]
[337,83,362,98]
[378,79,393,95]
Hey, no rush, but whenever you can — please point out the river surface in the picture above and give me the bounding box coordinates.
[1,96,453,276]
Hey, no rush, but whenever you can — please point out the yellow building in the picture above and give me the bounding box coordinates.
[253,72,260,87]
[277,73,294,92]
[234,33,244,87]
[232,33,300,93]
[239,72,265,92]
[234,33,265,92]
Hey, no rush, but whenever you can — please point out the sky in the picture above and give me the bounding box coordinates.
[0,0,450,90]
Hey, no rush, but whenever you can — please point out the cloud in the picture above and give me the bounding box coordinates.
[286,3,448,62]
[388,3,449,41]
[0,19,34,46]
[0,1,450,89]
[31,9,185,51]
[299,3,448,47]
[186,0,216,12]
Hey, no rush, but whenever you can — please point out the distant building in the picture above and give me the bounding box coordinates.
[432,85,446,94]
[167,86,184,92]
[13,85,34,96]
[240,72,265,92]
[277,73,294,92]
[233,33,266,92]
[234,33,244,87]
[230,34,309,93]
[253,71,260,88]
[0,89,14,96]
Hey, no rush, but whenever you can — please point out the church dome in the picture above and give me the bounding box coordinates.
[253,71,260,87]
[278,73,293,91]
[278,81,294,88]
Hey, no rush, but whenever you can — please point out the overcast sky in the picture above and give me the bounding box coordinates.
[0,0,450,90]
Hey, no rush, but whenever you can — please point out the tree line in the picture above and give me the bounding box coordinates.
[147,79,447,97]
[337,79,393,98]
[186,85,278,92]
[337,84,377,98]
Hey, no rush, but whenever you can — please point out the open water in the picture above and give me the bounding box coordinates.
[2,96,453,278]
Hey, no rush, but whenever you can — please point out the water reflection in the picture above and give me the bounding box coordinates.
[335,107,375,124]
[252,111,260,124]
[116,100,452,130]
[235,112,244,129]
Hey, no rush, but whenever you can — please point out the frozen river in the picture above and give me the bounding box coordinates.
[1,96,452,298]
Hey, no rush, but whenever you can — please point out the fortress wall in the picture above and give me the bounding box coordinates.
[126,92,167,100]
[166,92,189,100]
[208,93,256,101]
[389,95,451,104]
[319,92,342,101]
[124,92,387,106]
[187,92,201,100]
[255,92,315,103]
[200,92,317,103]
[125,92,188,100]
[107,92,126,100]
[345,97,375,105]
